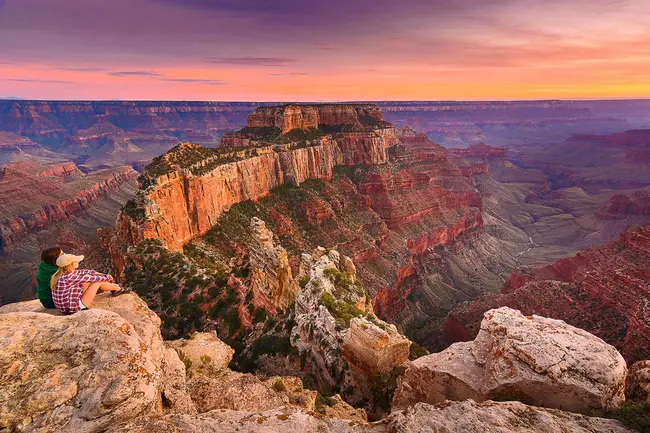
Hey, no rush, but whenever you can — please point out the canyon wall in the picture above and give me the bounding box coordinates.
[247,104,385,133]
[0,161,137,253]
[112,105,398,260]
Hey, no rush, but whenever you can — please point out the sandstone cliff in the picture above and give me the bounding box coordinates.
[0,161,137,253]
[110,104,397,266]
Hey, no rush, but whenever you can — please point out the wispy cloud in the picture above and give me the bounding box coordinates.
[5,78,76,84]
[53,67,108,72]
[159,78,227,86]
[206,57,295,66]
[109,70,163,77]
[270,72,308,76]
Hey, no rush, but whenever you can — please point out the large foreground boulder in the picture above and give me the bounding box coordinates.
[106,400,632,433]
[0,293,195,432]
[393,307,627,415]
[0,309,161,432]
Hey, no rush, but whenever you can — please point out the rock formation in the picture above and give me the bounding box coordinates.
[626,361,650,404]
[111,104,398,260]
[249,217,299,313]
[292,248,410,412]
[246,104,385,134]
[596,193,650,220]
[0,161,137,253]
[394,307,627,415]
[1,291,636,433]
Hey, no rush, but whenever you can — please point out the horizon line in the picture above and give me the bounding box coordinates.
[2,97,650,103]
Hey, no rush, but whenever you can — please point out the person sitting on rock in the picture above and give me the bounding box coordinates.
[50,253,131,314]
[36,246,63,309]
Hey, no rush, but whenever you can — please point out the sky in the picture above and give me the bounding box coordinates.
[0,0,649,101]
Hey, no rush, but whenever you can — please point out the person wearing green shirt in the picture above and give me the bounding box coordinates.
[36,246,62,309]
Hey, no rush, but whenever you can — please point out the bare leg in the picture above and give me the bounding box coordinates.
[81,282,120,307]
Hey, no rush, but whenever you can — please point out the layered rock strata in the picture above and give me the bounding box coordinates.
[112,105,397,262]
[394,307,627,415]
[0,161,137,253]
[445,224,650,364]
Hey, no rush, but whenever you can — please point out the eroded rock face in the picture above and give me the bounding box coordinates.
[247,104,384,134]
[292,249,410,412]
[249,217,299,313]
[187,371,316,414]
[626,360,650,404]
[0,160,137,253]
[382,400,632,433]
[446,224,650,364]
[394,307,627,415]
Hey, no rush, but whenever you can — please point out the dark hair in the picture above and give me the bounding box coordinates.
[41,247,63,266]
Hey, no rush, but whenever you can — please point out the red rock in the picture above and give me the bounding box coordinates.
[0,161,137,253]
[446,224,650,364]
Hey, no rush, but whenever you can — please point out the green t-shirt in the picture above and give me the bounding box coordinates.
[36,262,58,306]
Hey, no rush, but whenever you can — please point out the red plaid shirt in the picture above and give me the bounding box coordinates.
[52,269,112,314]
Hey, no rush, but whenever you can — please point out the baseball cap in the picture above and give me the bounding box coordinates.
[56,253,85,267]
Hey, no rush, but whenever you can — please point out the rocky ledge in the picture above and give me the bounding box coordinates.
[0,294,640,433]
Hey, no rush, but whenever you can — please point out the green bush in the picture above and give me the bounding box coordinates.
[319,292,366,328]
[608,402,650,432]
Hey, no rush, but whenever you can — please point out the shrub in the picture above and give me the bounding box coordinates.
[409,342,429,360]
[319,292,366,328]
[608,402,650,432]
[253,308,267,323]
[271,378,287,392]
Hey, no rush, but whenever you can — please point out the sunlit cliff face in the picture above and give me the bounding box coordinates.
[0,0,649,100]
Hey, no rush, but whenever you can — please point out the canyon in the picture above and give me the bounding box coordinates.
[1,100,650,430]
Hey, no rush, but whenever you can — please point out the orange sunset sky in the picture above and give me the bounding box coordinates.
[1,0,649,101]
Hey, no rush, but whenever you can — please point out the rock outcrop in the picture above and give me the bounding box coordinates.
[0,161,137,253]
[626,361,650,404]
[292,248,410,411]
[596,193,650,220]
[166,331,234,372]
[0,294,167,433]
[249,217,299,313]
[246,104,384,134]
[0,291,636,433]
[105,400,632,433]
[394,307,627,415]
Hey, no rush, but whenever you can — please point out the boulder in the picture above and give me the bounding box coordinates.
[394,307,627,415]
[0,293,199,431]
[165,331,234,373]
[626,360,650,404]
[0,309,161,433]
[383,400,632,433]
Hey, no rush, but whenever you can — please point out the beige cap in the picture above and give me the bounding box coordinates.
[56,253,85,267]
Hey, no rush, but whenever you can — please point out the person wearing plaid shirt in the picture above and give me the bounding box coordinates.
[50,253,129,314]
